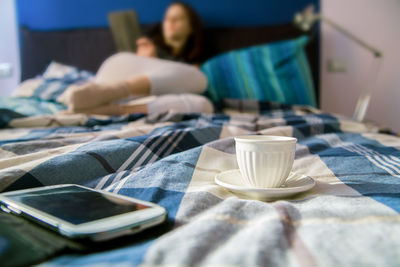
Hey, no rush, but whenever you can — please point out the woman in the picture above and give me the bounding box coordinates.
[64,2,213,115]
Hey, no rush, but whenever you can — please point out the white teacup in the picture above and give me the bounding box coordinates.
[234,135,297,188]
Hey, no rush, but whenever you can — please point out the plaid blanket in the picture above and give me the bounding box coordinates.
[1,101,400,266]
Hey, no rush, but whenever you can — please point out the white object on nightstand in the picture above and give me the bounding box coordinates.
[0,63,13,78]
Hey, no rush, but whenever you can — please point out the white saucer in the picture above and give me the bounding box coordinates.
[215,169,315,200]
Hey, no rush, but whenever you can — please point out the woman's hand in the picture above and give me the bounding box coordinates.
[136,37,157,58]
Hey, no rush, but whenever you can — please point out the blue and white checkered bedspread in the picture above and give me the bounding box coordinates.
[1,101,400,266]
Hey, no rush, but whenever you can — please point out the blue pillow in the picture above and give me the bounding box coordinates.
[201,36,316,107]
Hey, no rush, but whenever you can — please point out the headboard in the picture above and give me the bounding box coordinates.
[20,25,320,103]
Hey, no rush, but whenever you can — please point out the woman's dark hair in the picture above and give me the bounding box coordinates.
[148,1,204,63]
[173,1,204,63]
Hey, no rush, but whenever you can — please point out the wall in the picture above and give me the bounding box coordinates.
[0,0,20,96]
[16,0,318,29]
[321,0,400,132]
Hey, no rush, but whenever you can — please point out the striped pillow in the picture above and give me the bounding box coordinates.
[201,36,316,107]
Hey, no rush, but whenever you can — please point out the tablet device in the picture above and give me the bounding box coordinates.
[108,10,142,52]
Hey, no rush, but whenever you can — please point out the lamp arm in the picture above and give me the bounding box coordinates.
[316,14,383,57]
[295,9,384,122]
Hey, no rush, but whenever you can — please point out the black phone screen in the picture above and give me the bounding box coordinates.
[6,186,151,225]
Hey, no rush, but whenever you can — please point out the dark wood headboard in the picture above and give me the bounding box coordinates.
[19,24,320,104]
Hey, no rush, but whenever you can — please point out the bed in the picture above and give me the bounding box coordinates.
[1,24,400,267]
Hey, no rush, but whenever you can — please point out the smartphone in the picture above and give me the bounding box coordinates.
[0,184,167,241]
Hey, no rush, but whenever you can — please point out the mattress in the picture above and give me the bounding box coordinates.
[1,99,400,266]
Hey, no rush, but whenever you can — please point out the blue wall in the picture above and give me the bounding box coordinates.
[16,0,319,30]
